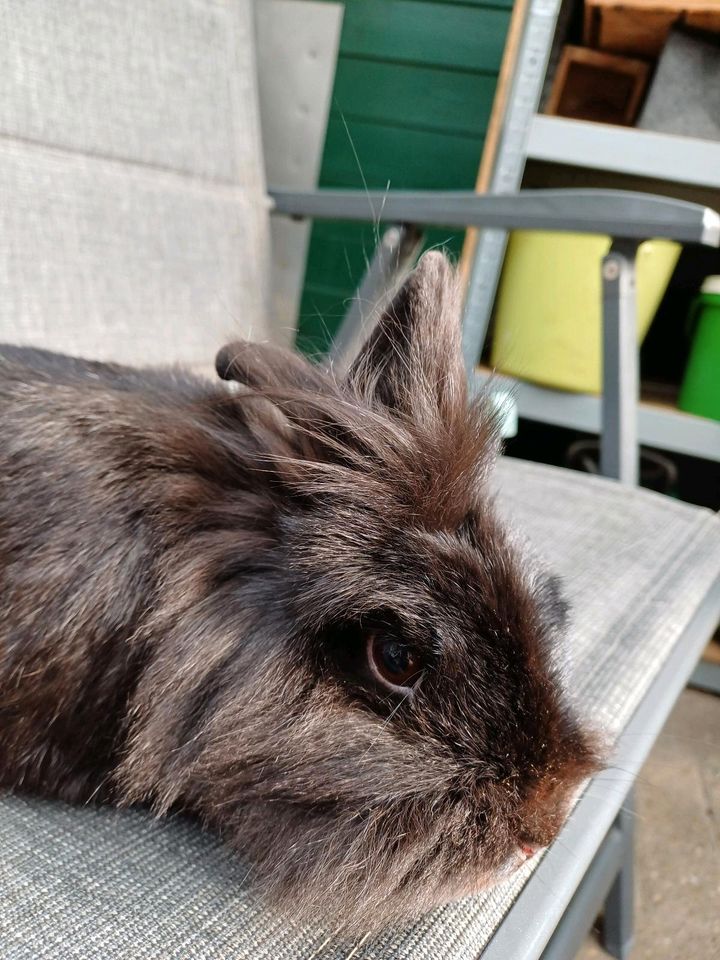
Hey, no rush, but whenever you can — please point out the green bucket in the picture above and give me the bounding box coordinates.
[678,277,720,422]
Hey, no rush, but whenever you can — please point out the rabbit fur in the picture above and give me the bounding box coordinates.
[0,253,601,933]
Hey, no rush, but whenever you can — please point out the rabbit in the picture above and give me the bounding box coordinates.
[0,252,601,934]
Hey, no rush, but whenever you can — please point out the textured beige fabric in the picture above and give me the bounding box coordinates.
[1,459,719,959]
[0,0,270,372]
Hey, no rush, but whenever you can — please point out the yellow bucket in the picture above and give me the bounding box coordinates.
[490,232,681,394]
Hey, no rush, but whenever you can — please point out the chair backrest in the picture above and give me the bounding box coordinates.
[0,0,270,374]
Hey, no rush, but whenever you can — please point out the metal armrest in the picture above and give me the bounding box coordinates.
[271,186,720,486]
[270,188,720,247]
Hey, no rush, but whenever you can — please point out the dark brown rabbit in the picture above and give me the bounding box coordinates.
[0,253,601,933]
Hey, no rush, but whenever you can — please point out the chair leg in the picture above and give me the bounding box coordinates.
[688,659,720,696]
[602,790,635,960]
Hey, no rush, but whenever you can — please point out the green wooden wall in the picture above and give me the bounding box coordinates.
[296,0,514,354]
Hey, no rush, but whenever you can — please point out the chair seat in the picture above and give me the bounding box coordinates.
[2,458,719,960]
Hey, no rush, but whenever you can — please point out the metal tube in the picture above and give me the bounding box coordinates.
[539,822,625,960]
[689,659,720,696]
[602,791,636,960]
[269,188,720,246]
[600,241,640,485]
[329,224,424,373]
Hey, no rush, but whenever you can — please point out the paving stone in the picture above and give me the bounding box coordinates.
[578,689,720,960]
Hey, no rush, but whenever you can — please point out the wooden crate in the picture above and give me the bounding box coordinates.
[546,45,650,125]
[584,0,720,58]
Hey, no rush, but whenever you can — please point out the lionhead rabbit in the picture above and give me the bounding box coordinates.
[0,253,600,933]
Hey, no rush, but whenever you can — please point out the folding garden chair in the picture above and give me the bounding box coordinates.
[1,3,719,958]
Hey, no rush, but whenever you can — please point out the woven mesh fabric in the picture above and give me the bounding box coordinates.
[1,459,719,959]
[0,0,270,372]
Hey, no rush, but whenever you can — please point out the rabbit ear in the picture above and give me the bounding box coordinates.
[346,251,465,418]
[215,341,332,395]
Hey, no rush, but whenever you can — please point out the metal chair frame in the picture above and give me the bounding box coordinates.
[271,187,720,959]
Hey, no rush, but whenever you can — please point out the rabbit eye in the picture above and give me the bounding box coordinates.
[367,633,422,691]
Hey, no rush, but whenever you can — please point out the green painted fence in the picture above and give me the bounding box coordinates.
[297,0,514,354]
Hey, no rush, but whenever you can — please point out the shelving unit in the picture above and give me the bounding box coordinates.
[509,116,720,463]
[459,0,720,468]
[527,114,720,190]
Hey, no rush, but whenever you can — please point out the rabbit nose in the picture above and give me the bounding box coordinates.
[519,843,538,859]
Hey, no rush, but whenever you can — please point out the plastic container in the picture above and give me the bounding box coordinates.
[490,231,681,394]
[678,276,720,422]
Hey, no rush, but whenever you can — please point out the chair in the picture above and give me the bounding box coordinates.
[2,3,719,958]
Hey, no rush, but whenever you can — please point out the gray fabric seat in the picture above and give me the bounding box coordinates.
[2,458,718,960]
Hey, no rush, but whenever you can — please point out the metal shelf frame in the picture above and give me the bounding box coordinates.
[462,0,565,370]
[527,115,720,191]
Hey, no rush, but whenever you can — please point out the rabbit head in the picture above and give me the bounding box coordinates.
[118,253,602,933]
